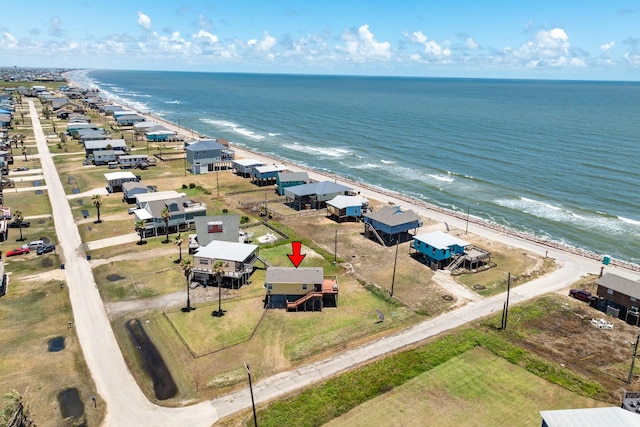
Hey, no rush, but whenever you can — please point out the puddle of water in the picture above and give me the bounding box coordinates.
[57,387,84,420]
[48,336,65,352]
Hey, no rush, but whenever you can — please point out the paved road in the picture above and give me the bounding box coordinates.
[29,102,219,427]
[30,100,640,426]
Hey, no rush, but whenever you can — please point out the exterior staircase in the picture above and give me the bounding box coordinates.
[286,292,321,311]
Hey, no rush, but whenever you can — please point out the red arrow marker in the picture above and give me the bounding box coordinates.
[287,241,306,268]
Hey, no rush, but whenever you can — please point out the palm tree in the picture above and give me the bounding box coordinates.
[180,258,194,312]
[135,219,146,245]
[212,260,226,317]
[160,206,171,243]
[13,210,24,241]
[1,389,36,427]
[92,194,103,223]
[174,233,184,262]
[21,148,27,161]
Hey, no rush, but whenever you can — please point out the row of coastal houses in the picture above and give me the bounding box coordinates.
[104,169,339,308]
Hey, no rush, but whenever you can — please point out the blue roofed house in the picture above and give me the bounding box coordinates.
[411,231,492,271]
[185,139,235,174]
[284,181,353,210]
[363,205,423,246]
[326,195,370,222]
[276,171,310,195]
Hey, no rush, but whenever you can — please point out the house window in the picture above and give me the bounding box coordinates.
[302,284,308,290]
[199,259,209,265]
[607,289,614,295]
[266,283,273,290]
[632,297,637,303]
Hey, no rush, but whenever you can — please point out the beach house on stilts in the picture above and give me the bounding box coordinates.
[362,205,422,246]
[264,267,338,311]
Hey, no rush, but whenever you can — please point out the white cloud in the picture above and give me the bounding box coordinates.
[137,11,151,30]
[466,37,479,51]
[405,30,451,61]
[49,17,64,37]
[194,30,218,44]
[340,24,391,62]
[1,32,18,49]
[508,27,584,68]
[247,31,277,59]
[600,41,615,51]
[197,14,213,30]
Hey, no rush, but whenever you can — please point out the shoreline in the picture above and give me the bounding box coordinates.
[66,73,640,274]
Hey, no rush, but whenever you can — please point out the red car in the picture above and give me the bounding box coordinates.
[569,289,596,303]
[6,247,30,257]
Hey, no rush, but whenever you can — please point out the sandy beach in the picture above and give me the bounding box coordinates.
[55,78,640,426]
[123,104,640,275]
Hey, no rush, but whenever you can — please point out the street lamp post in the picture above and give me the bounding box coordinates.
[244,362,258,427]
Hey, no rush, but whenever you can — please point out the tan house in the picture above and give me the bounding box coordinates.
[264,266,338,311]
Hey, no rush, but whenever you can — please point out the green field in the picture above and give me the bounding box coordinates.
[325,347,606,427]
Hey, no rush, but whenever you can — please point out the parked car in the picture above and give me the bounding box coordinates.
[6,247,29,257]
[22,240,44,251]
[7,221,30,228]
[36,244,56,255]
[569,289,597,303]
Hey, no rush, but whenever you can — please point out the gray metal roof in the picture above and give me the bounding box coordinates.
[327,195,369,209]
[195,240,258,262]
[277,171,309,182]
[540,407,640,426]
[364,205,420,226]
[84,139,127,150]
[121,181,148,192]
[285,181,352,197]
[185,139,226,152]
[265,267,323,284]
[413,231,469,249]
[597,273,640,299]
[193,215,240,246]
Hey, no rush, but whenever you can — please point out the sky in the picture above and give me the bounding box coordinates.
[1,1,639,80]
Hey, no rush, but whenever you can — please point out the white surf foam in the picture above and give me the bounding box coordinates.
[282,143,353,158]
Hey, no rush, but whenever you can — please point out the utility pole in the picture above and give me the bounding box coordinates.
[628,329,640,384]
[244,362,258,427]
[390,236,400,297]
[502,272,512,329]
[465,203,470,234]
[334,227,338,265]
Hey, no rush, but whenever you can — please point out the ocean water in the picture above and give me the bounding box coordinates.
[67,70,640,265]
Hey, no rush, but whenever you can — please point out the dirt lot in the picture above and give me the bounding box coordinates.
[515,280,640,403]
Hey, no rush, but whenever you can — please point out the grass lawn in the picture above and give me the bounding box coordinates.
[93,255,184,302]
[165,295,266,355]
[0,277,104,427]
[2,190,52,217]
[261,275,414,362]
[456,254,557,297]
[325,347,606,427]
